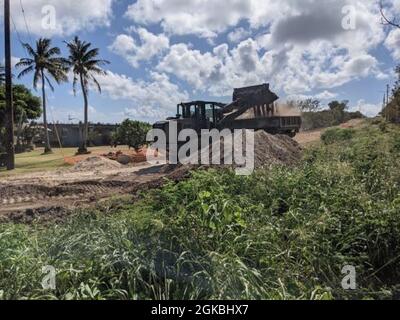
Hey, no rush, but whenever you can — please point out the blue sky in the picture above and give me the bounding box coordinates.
[1,0,400,124]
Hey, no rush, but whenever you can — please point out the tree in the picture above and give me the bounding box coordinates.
[328,100,349,112]
[65,36,110,154]
[328,100,349,125]
[16,38,68,154]
[113,119,151,151]
[0,84,42,151]
[0,64,5,84]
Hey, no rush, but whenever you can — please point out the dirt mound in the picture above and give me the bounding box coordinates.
[253,131,302,168]
[72,156,123,171]
[196,130,302,169]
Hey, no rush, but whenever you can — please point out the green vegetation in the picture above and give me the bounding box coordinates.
[0,84,42,153]
[0,148,72,176]
[299,100,364,131]
[112,119,152,150]
[1,121,400,300]
[321,128,355,145]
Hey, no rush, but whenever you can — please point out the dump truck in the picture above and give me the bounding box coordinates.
[153,84,302,140]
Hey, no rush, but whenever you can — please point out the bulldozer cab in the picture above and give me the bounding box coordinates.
[177,101,225,131]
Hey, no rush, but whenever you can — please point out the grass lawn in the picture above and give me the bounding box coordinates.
[0,146,132,177]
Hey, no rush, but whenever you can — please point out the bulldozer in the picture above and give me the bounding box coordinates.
[153,84,302,141]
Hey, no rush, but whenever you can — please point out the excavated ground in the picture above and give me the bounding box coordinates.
[0,132,302,223]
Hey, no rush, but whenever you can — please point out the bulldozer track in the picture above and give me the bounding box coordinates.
[0,181,127,209]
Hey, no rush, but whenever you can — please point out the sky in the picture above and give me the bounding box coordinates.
[1,0,400,124]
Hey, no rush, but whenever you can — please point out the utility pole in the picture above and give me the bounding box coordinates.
[4,0,15,170]
[387,84,390,107]
[383,93,386,111]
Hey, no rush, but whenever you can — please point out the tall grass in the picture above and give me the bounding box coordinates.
[0,121,399,300]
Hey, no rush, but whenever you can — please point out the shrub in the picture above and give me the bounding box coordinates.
[321,128,355,145]
[112,119,151,150]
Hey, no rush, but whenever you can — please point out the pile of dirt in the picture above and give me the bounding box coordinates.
[72,156,123,171]
[253,131,302,168]
[195,130,302,169]
[103,150,148,164]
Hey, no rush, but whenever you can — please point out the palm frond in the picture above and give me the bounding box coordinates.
[17,38,68,90]
[72,75,79,96]
[45,75,55,92]
[33,70,41,90]
[22,42,37,58]
[91,76,102,93]
[17,65,34,79]
[65,36,110,95]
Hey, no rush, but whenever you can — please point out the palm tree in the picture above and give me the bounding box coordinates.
[65,36,109,154]
[16,38,68,154]
[0,64,5,84]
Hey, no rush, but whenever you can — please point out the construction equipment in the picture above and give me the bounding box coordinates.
[153,84,302,140]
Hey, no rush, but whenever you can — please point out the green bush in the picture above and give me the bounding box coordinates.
[321,128,355,145]
[112,119,151,150]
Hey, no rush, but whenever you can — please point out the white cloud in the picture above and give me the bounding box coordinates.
[158,39,270,96]
[157,43,220,90]
[129,0,385,98]
[109,28,169,68]
[125,0,252,38]
[95,70,189,122]
[315,90,338,100]
[123,105,168,122]
[2,0,114,37]
[157,36,382,98]
[125,0,382,48]
[355,99,381,117]
[227,27,251,43]
[2,56,20,69]
[287,90,338,102]
[385,29,400,60]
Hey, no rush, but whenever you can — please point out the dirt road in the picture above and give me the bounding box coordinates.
[294,129,323,146]
[0,159,191,221]
[294,119,365,146]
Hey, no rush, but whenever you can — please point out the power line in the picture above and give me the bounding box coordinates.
[19,0,33,45]
[10,13,30,57]
[10,14,24,46]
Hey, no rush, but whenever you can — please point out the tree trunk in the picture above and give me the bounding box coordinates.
[78,73,90,154]
[41,69,52,154]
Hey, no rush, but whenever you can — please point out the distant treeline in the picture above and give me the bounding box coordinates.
[289,99,364,131]
[302,109,364,131]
